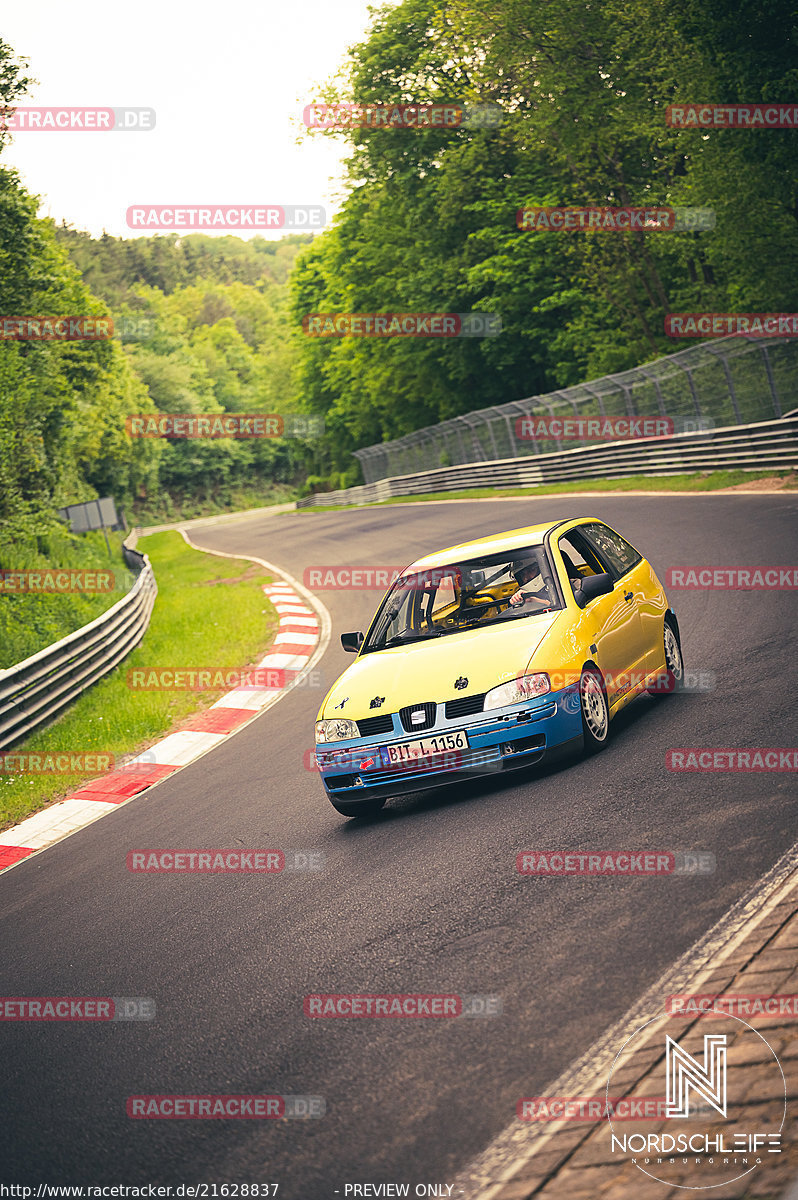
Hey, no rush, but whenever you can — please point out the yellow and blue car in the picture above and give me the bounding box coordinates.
[314,518,682,817]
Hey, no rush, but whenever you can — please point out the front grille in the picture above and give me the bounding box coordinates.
[399,702,436,733]
[357,713,394,737]
[445,692,485,719]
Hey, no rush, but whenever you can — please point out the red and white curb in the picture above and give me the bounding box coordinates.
[0,562,329,876]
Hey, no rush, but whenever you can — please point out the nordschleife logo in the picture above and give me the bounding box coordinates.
[606,1013,785,1189]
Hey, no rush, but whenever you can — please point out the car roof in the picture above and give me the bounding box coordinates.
[404,517,602,572]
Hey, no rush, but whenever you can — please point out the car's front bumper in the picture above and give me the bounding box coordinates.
[314,686,583,805]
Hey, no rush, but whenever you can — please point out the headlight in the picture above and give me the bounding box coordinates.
[484,673,550,710]
[315,718,359,743]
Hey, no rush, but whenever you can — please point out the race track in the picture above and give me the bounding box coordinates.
[2,495,797,1196]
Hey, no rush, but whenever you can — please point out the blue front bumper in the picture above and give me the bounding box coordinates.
[315,686,583,803]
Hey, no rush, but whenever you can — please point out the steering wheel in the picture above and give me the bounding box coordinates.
[511,586,550,608]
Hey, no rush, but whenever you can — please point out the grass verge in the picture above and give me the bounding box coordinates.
[299,470,796,511]
[0,528,131,669]
[0,530,279,832]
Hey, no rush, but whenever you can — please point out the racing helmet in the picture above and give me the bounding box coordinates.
[511,556,541,584]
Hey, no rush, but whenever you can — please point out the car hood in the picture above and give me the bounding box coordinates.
[319,613,560,720]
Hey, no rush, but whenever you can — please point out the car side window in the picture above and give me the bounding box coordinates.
[581,522,642,579]
[558,532,608,585]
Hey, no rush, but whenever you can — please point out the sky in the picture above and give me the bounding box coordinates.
[1,0,380,239]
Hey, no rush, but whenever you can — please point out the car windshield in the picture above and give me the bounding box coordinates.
[361,545,561,653]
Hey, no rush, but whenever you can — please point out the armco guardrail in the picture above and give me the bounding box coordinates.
[354,335,798,482]
[297,415,798,507]
[0,550,157,750]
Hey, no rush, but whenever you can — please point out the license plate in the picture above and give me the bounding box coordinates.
[380,730,469,766]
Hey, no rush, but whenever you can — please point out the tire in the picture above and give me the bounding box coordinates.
[580,666,610,753]
[329,795,387,818]
[648,620,684,695]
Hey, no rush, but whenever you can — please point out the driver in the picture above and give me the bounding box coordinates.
[509,557,551,608]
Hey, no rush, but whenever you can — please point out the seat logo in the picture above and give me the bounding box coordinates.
[454,676,468,690]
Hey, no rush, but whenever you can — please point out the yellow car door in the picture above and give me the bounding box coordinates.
[580,521,665,676]
[556,526,650,706]
[588,583,649,705]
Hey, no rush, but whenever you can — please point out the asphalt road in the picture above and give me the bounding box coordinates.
[2,495,797,1196]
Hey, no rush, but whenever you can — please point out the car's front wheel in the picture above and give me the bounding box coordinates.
[580,666,610,753]
[329,796,387,818]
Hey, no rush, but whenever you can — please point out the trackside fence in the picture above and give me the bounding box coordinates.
[296,414,798,507]
[352,335,798,483]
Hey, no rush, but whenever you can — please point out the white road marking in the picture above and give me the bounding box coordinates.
[0,798,118,851]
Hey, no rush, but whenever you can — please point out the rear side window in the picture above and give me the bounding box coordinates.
[581,523,642,578]
[557,532,606,578]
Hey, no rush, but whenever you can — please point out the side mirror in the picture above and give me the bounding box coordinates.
[341,631,364,653]
[574,572,613,608]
